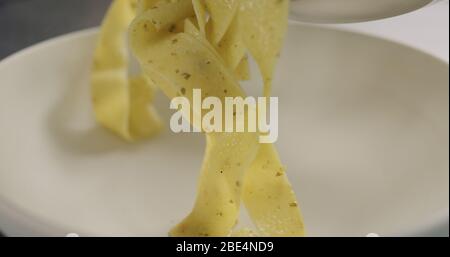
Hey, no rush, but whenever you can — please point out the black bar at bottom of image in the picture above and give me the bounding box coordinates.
[1,236,448,256]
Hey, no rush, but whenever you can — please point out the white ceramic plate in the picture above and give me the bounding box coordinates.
[0,23,448,236]
[290,0,440,23]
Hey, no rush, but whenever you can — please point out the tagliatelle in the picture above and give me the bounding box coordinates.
[91,0,162,141]
[239,0,290,97]
[92,0,305,236]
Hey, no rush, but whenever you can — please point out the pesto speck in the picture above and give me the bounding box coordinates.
[181,73,191,80]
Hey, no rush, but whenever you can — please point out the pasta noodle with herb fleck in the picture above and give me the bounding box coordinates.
[92,0,305,236]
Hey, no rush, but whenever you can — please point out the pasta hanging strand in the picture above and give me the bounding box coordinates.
[92,0,305,236]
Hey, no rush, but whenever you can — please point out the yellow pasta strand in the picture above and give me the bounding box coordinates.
[131,1,259,236]
[93,0,305,236]
[243,144,305,236]
[92,0,162,141]
[239,0,289,96]
[234,55,250,81]
[204,0,239,44]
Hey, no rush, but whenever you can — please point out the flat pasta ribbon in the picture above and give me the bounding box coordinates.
[92,0,305,236]
[92,0,162,141]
